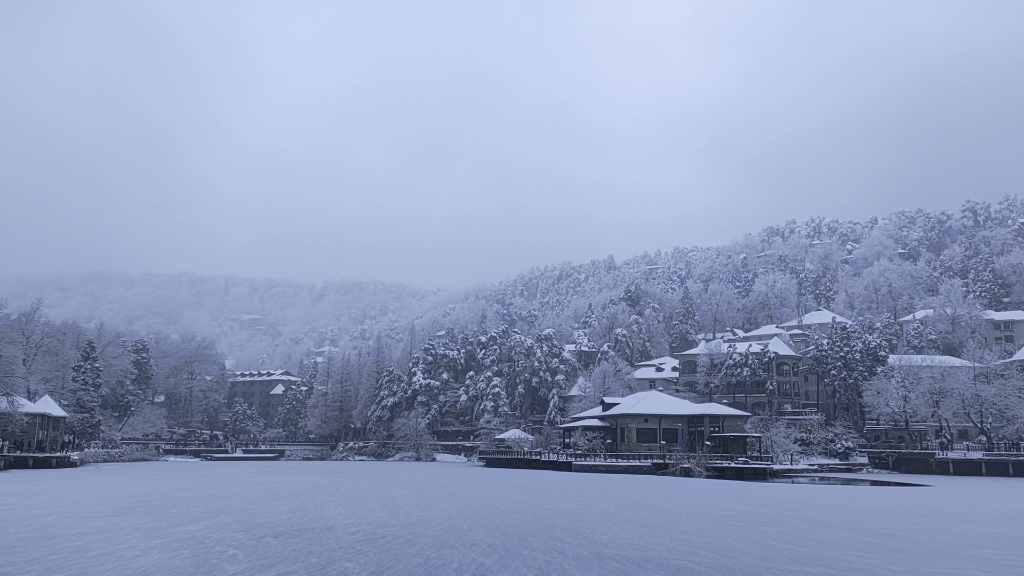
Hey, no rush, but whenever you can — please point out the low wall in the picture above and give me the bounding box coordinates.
[160,447,231,457]
[869,452,1024,477]
[481,456,572,472]
[572,462,656,475]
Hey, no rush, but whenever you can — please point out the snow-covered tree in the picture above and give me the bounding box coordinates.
[67,339,104,444]
[903,320,939,355]
[695,340,729,402]
[274,389,309,439]
[668,286,700,353]
[367,365,409,432]
[808,319,890,426]
[864,367,924,443]
[228,399,264,439]
[392,408,434,460]
[722,346,763,411]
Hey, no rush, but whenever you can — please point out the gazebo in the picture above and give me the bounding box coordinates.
[493,428,535,449]
[1,394,68,453]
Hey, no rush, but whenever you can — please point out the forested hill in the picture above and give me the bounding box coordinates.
[0,272,458,370]
[2,196,1023,372]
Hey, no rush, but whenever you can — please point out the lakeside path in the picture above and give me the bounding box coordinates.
[2,461,1023,575]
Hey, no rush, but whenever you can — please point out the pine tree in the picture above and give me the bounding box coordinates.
[903,320,939,354]
[576,303,598,331]
[367,365,409,431]
[808,319,890,426]
[274,389,309,439]
[68,339,104,444]
[669,286,699,352]
[128,338,154,401]
[228,399,264,439]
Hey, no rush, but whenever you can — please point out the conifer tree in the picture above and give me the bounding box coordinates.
[68,339,104,444]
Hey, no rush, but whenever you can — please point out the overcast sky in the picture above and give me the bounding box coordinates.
[2,2,1023,288]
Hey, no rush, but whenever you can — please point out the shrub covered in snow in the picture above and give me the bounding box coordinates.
[77,446,159,464]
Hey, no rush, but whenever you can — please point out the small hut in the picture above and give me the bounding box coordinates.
[493,428,535,450]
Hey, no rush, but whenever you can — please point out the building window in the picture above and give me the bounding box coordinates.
[681,361,697,375]
[995,337,1004,344]
[643,418,649,424]
[662,429,679,443]
[688,420,704,452]
[1003,322,1013,331]
[1006,335,1016,345]
[635,428,659,443]
[619,427,626,443]
[777,363,791,377]
[708,417,722,435]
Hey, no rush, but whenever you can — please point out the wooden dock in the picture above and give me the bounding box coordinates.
[867,451,1024,477]
[0,453,78,470]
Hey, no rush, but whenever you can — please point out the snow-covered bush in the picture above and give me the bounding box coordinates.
[77,446,159,464]
[569,430,606,453]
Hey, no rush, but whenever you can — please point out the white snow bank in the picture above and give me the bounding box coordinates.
[433,453,468,463]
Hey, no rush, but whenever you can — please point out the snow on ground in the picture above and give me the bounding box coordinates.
[1,462,1022,575]
[432,453,468,463]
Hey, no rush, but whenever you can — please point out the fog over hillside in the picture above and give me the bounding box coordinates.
[3,197,1023,374]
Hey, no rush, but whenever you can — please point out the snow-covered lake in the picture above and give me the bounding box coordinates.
[2,461,1022,575]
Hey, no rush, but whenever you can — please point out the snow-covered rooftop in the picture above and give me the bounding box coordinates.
[558,418,610,428]
[230,370,302,382]
[1001,345,1024,364]
[982,310,1024,322]
[495,428,534,440]
[564,344,597,352]
[32,395,69,418]
[633,366,679,380]
[899,309,1024,323]
[269,384,286,395]
[739,325,787,339]
[1,394,68,417]
[679,336,799,358]
[571,390,750,419]
[898,309,936,323]
[778,309,851,327]
[888,355,977,368]
[634,356,678,368]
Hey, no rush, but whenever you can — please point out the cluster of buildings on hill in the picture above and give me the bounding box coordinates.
[587,306,1024,450]
[621,309,848,419]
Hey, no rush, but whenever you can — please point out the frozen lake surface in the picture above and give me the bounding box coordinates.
[2,461,1023,575]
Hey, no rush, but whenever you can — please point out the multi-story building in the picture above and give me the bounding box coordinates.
[563,343,598,369]
[898,308,1024,349]
[669,309,851,419]
[227,370,308,424]
[632,356,679,391]
[981,310,1024,348]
